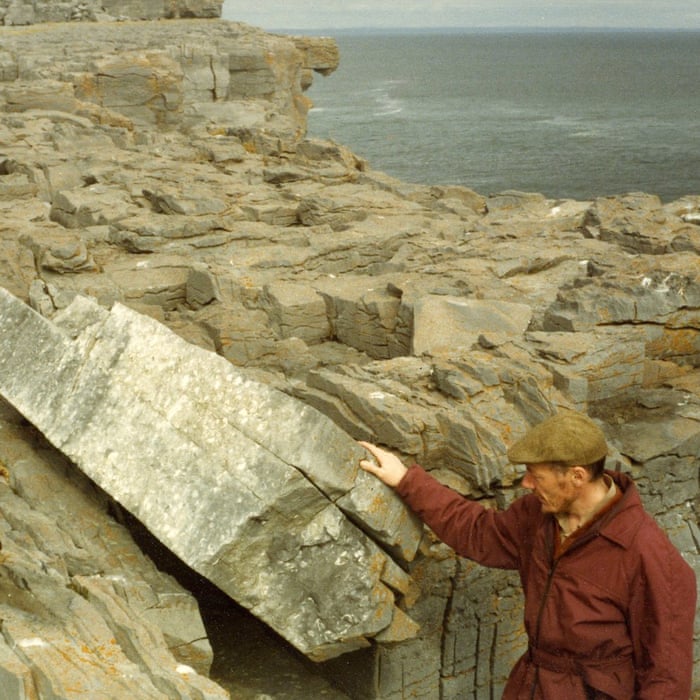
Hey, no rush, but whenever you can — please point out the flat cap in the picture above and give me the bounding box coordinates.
[507,410,608,466]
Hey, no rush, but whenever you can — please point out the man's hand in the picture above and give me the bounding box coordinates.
[358,441,408,487]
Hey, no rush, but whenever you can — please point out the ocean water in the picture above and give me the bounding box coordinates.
[305,30,700,202]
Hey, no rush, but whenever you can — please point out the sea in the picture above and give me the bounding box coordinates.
[304,29,700,202]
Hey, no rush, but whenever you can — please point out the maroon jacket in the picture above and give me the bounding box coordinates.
[397,467,697,699]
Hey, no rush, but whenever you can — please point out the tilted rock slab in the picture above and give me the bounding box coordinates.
[0,287,422,661]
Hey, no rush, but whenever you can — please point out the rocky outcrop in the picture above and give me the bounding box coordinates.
[0,5,698,700]
[0,18,338,146]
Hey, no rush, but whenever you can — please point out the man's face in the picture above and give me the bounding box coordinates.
[521,463,576,515]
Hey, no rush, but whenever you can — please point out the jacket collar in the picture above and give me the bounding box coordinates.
[546,470,644,556]
[591,470,645,549]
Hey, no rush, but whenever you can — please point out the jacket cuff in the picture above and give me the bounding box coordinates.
[395,463,427,500]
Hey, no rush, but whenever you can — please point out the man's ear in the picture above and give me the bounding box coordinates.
[570,465,588,485]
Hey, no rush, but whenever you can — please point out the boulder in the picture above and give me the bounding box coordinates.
[0,288,422,662]
[526,328,647,405]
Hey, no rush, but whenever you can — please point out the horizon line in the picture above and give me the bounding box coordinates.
[260,25,700,34]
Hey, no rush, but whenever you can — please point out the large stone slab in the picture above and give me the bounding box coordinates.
[0,287,422,661]
[412,296,532,356]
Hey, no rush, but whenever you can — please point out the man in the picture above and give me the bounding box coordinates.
[359,410,697,699]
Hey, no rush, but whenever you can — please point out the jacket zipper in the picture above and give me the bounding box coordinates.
[528,526,600,699]
[529,555,559,700]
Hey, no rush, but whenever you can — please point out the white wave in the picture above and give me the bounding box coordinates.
[373,94,403,116]
[373,107,403,116]
[367,82,405,117]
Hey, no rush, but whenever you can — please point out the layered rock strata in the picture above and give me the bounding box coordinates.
[0,18,338,146]
[0,399,228,699]
[0,6,699,700]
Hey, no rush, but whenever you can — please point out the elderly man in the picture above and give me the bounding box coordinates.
[360,410,697,699]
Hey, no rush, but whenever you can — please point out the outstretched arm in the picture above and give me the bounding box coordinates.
[358,441,408,487]
[359,440,525,569]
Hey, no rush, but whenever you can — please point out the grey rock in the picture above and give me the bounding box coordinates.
[411,297,533,356]
[196,136,248,163]
[262,281,330,343]
[485,189,549,216]
[581,193,684,254]
[50,186,136,228]
[526,328,647,404]
[0,400,227,699]
[187,262,221,307]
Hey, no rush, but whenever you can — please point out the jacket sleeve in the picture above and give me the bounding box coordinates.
[627,521,697,699]
[396,464,534,570]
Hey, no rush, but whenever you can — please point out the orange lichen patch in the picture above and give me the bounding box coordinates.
[365,493,386,516]
[74,73,98,100]
[238,275,257,288]
[294,93,312,116]
[367,551,386,579]
[71,101,133,129]
[64,637,128,677]
[370,606,387,625]
[0,459,9,480]
[375,606,420,642]
[642,359,690,387]
[647,328,699,359]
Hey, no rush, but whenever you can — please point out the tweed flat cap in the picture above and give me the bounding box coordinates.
[507,410,608,466]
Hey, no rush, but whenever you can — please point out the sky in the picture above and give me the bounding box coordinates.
[221,1,700,31]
